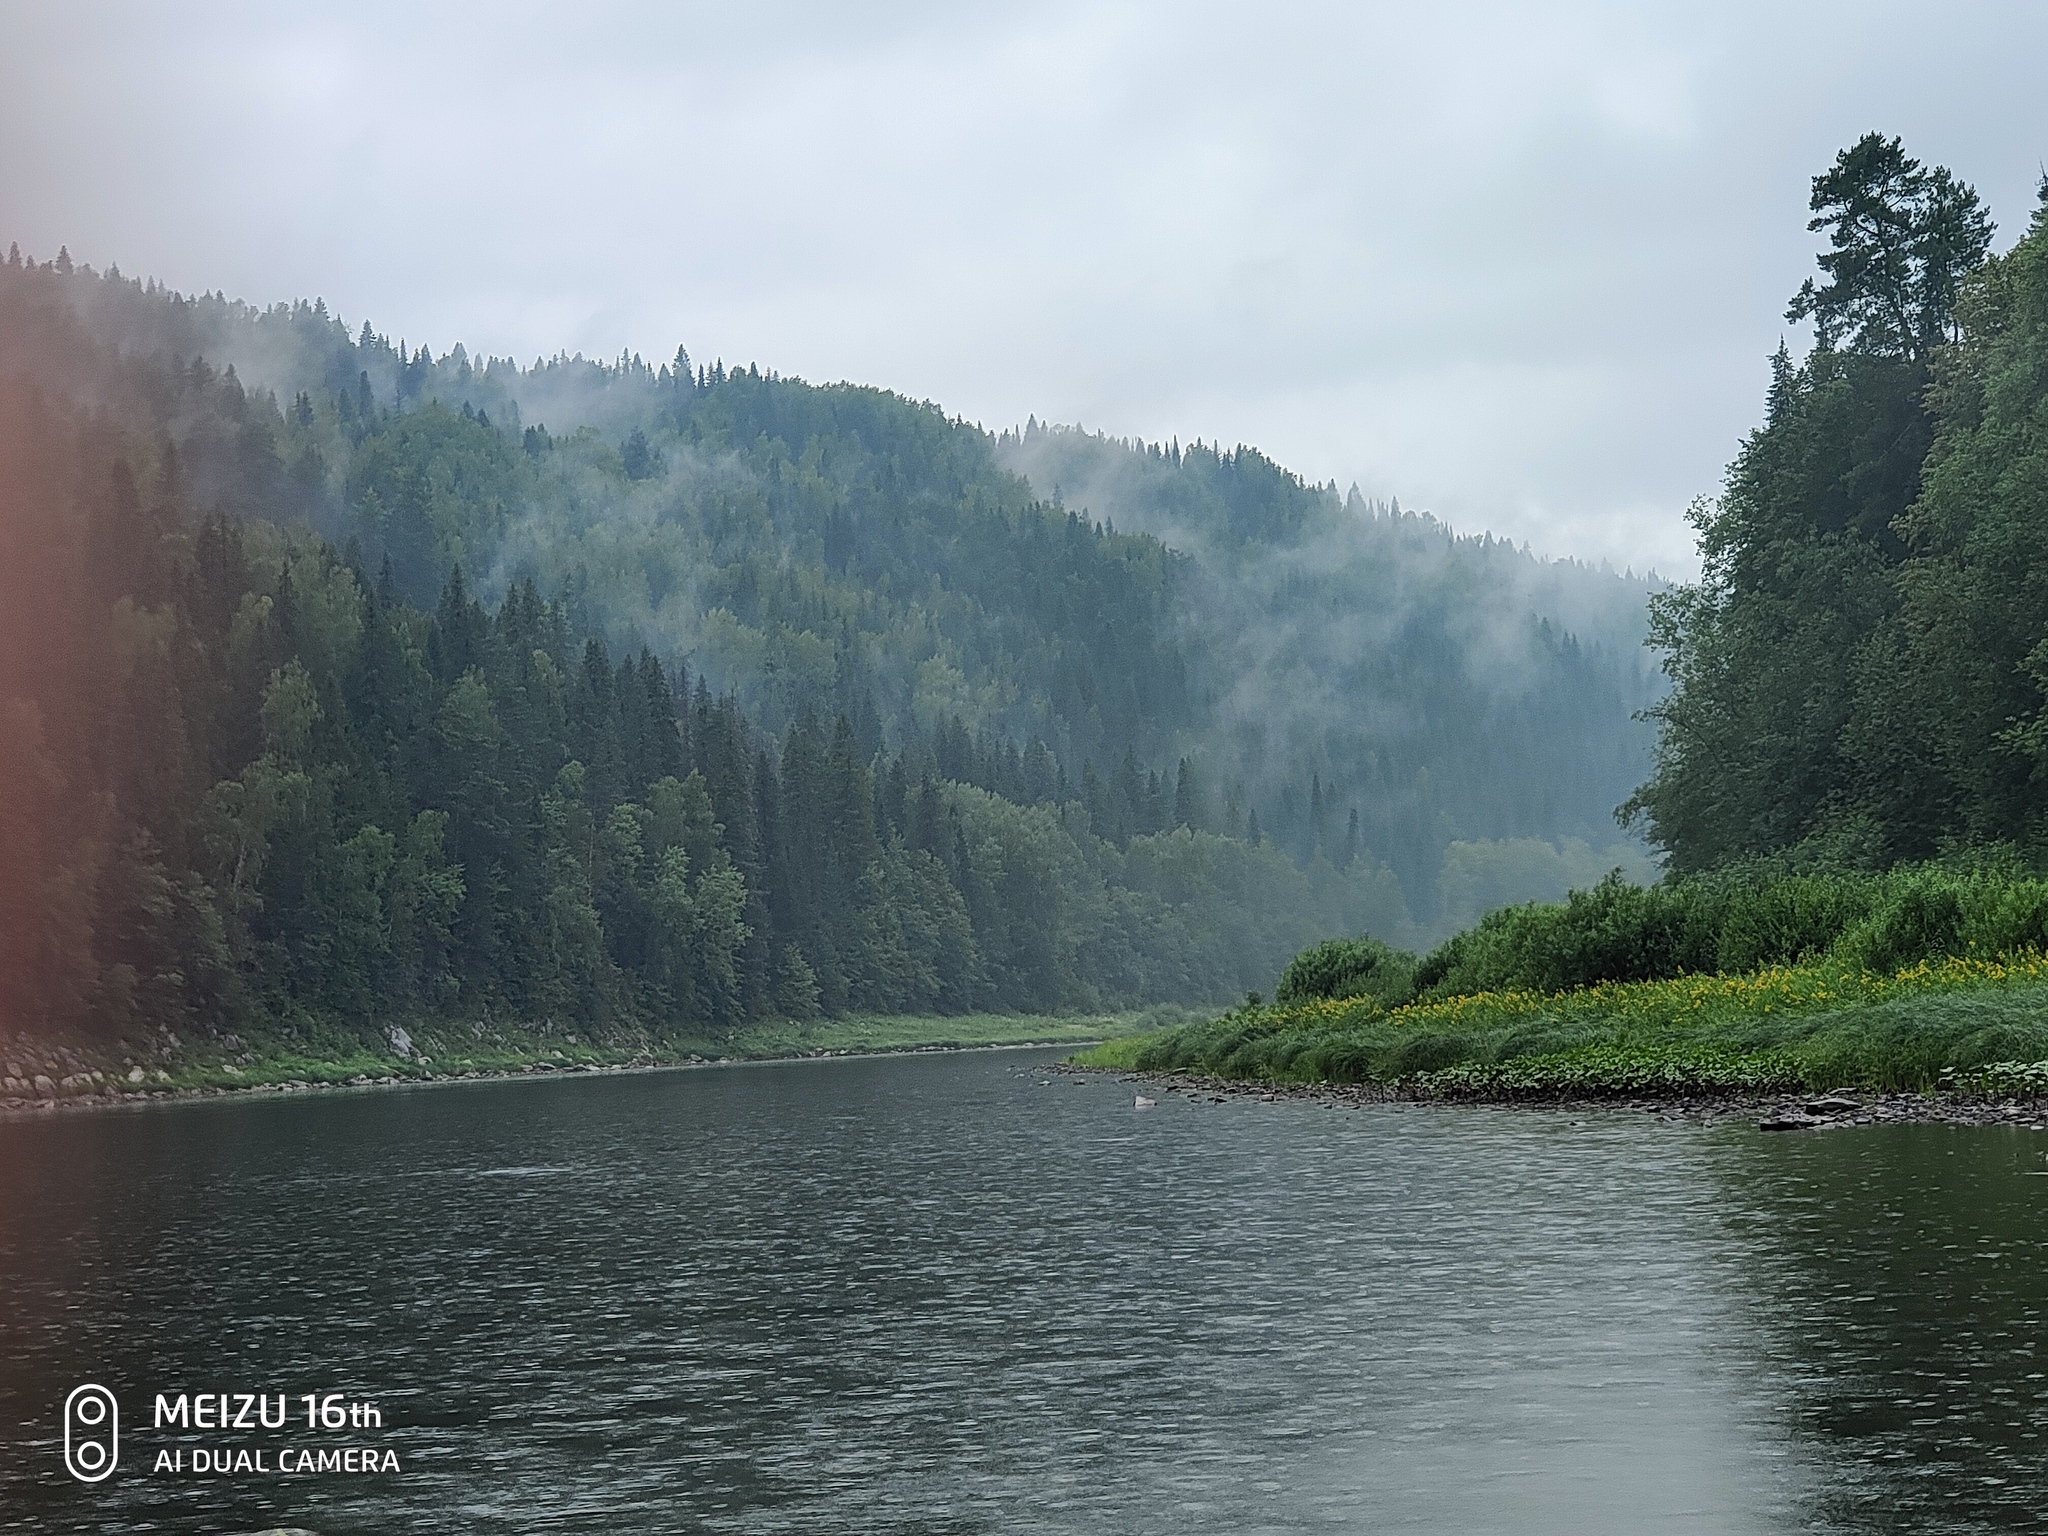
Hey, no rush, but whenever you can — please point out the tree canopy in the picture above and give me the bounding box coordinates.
[1630,137,2048,875]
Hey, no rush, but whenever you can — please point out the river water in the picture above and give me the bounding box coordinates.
[2,1048,2045,1534]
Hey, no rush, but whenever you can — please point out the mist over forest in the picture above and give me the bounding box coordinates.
[0,244,1662,1052]
[73,261,1661,909]
[997,424,1665,915]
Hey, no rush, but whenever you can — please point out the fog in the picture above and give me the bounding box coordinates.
[7,1,2047,578]
[997,423,1667,912]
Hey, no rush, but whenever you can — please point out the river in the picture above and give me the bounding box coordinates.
[1,1047,2044,1533]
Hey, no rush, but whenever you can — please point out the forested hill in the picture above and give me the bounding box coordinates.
[997,426,1664,907]
[0,242,1658,1053]
[24,252,1662,909]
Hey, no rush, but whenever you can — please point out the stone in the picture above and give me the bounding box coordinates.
[1804,1095,1862,1114]
[1759,1115,1818,1132]
[31,1075,55,1097]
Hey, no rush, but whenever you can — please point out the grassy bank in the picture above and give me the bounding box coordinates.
[1074,955,2048,1099]
[1074,861,2048,1101]
[4,1007,1197,1106]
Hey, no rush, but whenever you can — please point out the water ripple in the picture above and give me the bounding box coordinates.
[0,1053,2041,1532]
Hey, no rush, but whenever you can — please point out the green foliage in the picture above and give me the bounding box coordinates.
[1081,945,2048,1097]
[1414,872,1720,998]
[1631,138,2048,874]
[346,405,518,603]
[1787,132,1993,360]
[1832,881,1966,975]
[1949,1060,2048,1098]
[1275,936,1415,1009]
[1398,862,2048,1004]
[1084,856,2048,1096]
[1411,1044,1805,1101]
[1712,873,1877,972]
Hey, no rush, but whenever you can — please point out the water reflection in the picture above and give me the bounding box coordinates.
[0,1055,2039,1532]
[1710,1124,2048,1532]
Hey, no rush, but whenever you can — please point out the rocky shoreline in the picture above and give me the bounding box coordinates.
[0,1055,680,1118]
[1080,1067,2048,1130]
[0,1039,1102,1120]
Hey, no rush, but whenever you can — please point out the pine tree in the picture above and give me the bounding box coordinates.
[1173,758,1198,830]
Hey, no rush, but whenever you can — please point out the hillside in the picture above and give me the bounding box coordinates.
[0,244,1661,1053]
[998,424,1664,912]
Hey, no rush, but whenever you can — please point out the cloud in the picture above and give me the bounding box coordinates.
[5,0,2046,578]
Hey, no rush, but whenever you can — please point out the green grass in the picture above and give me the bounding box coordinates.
[1070,953,2048,1098]
[704,1011,1152,1057]
[18,1008,1196,1102]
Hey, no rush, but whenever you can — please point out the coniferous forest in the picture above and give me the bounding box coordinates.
[1629,135,2048,872]
[0,238,1660,1055]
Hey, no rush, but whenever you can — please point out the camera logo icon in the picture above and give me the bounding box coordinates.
[63,1384,119,1483]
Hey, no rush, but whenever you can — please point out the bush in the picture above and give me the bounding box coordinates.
[1275,936,1416,1009]
[1410,1044,1805,1100]
[1835,877,1967,975]
[1415,872,1719,999]
[1715,874,1874,971]
[1961,879,2048,955]
[1397,863,2048,1006]
[1071,950,2048,1092]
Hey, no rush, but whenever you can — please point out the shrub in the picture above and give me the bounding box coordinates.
[1715,874,1874,971]
[1410,1044,1805,1100]
[1416,872,1719,998]
[1951,1061,2048,1098]
[1275,936,1416,1009]
[1835,877,1967,974]
[1961,879,2048,955]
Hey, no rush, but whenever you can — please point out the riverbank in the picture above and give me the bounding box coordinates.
[1071,955,2048,1110]
[1069,1063,2048,1129]
[0,1008,1193,1116]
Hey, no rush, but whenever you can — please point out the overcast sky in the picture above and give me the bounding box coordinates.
[5,1,2045,576]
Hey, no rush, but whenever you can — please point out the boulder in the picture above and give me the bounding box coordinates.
[1804,1095,1862,1114]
